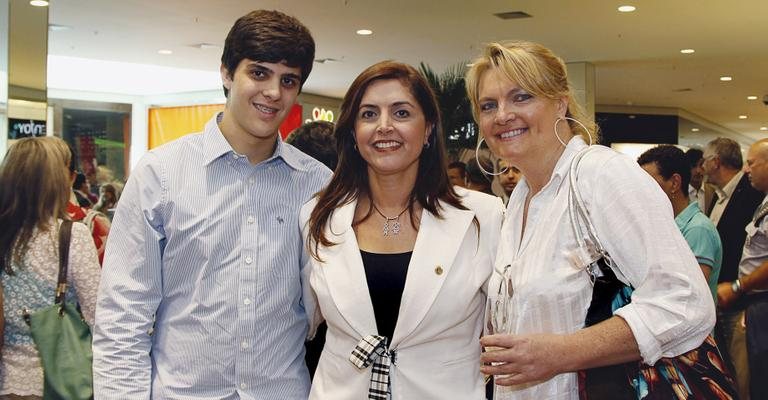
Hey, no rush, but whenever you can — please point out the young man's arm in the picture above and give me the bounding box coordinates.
[92,153,166,399]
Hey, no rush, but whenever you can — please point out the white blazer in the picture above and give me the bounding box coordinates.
[300,188,504,400]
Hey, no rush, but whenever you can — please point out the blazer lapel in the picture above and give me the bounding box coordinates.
[390,203,475,348]
[318,199,378,338]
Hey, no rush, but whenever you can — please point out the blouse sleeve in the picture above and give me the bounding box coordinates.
[581,150,715,365]
[68,221,102,326]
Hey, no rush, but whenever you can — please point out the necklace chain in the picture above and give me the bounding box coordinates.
[372,203,409,236]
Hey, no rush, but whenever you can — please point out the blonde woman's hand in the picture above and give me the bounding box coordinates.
[480,333,566,386]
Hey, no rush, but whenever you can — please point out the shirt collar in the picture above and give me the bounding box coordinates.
[674,201,701,230]
[715,170,744,202]
[515,136,588,196]
[201,112,306,171]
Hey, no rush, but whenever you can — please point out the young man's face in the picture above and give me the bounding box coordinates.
[221,59,302,141]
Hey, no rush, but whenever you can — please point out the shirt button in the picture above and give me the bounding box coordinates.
[240,382,246,389]
[247,215,255,224]
[243,298,251,305]
[248,178,255,184]
[241,341,249,349]
[245,256,253,264]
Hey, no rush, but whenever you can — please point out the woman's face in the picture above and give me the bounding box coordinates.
[354,79,431,178]
[476,67,566,165]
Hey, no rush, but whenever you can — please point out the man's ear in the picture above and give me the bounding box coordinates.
[671,173,683,192]
[220,64,233,91]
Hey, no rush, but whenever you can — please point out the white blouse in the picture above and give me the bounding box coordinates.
[492,137,715,400]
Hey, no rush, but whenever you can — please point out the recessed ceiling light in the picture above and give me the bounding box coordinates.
[618,5,636,12]
[748,95,758,100]
[356,29,373,36]
[761,127,768,131]
[691,128,700,132]
[49,24,72,32]
[680,49,695,54]
[158,49,173,55]
[193,43,221,50]
[719,76,733,81]
[30,0,48,6]
[739,115,748,119]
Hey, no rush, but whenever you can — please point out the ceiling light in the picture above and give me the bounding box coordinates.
[617,5,636,12]
[49,24,72,32]
[691,128,700,132]
[761,127,768,131]
[193,43,221,50]
[680,49,695,54]
[158,49,173,55]
[748,95,758,100]
[739,115,748,119]
[719,76,733,81]
[356,29,373,36]
[30,0,48,6]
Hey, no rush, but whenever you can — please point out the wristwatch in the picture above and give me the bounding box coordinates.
[731,279,743,295]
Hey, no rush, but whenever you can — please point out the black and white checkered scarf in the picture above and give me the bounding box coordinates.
[349,334,392,400]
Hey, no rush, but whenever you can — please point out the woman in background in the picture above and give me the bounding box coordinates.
[0,137,100,399]
[302,61,504,399]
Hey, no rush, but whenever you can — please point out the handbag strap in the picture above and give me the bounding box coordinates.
[55,220,73,306]
[567,147,622,284]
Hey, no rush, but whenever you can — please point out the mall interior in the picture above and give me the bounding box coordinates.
[3,1,768,399]
[0,0,766,179]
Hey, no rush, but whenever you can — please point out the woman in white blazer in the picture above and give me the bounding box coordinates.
[300,61,504,400]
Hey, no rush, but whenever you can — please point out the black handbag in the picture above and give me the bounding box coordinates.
[567,147,739,400]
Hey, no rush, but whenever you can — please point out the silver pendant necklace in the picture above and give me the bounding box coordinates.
[372,203,409,236]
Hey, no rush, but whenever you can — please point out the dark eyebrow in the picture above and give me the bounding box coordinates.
[391,101,415,108]
[282,72,302,81]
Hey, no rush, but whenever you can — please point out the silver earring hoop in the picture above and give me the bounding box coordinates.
[554,117,594,147]
[475,137,508,176]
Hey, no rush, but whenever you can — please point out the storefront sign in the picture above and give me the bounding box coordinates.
[305,107,334,123]
[9,118,46,138]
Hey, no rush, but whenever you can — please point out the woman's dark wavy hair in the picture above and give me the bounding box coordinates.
[308,60,466,260]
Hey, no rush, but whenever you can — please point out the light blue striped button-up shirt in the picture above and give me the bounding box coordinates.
[93,114,332,399]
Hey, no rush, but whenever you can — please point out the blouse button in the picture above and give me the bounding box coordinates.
[434,266,443,275]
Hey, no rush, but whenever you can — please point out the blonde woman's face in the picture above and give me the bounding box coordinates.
[476,67,566,165]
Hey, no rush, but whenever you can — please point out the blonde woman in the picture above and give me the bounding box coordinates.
[466,41,715,399]
[0,137,100,398]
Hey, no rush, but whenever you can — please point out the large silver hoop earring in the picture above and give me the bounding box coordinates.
[475,137,508,176]
[554,117,594,147]
[555,117,592,147]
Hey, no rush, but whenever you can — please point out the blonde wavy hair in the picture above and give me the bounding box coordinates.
[0,137,72,273]
[465,40,598,143]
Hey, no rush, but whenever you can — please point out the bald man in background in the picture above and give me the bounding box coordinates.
[718,139,768,399]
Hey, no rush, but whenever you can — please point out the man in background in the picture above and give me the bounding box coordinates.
[685,148,706,207]
[448,160,467,188]
[717,138,768,399]
[286,120,337,170]
[497,158,521,204]
[702,137,763,395]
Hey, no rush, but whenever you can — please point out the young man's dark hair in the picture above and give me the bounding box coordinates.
[286,121,337,170]
[637,145,692,191]
[685,148,703,169]
[221,9,315,97]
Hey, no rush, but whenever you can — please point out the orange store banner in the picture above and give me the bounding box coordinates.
[148,104,303,149]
